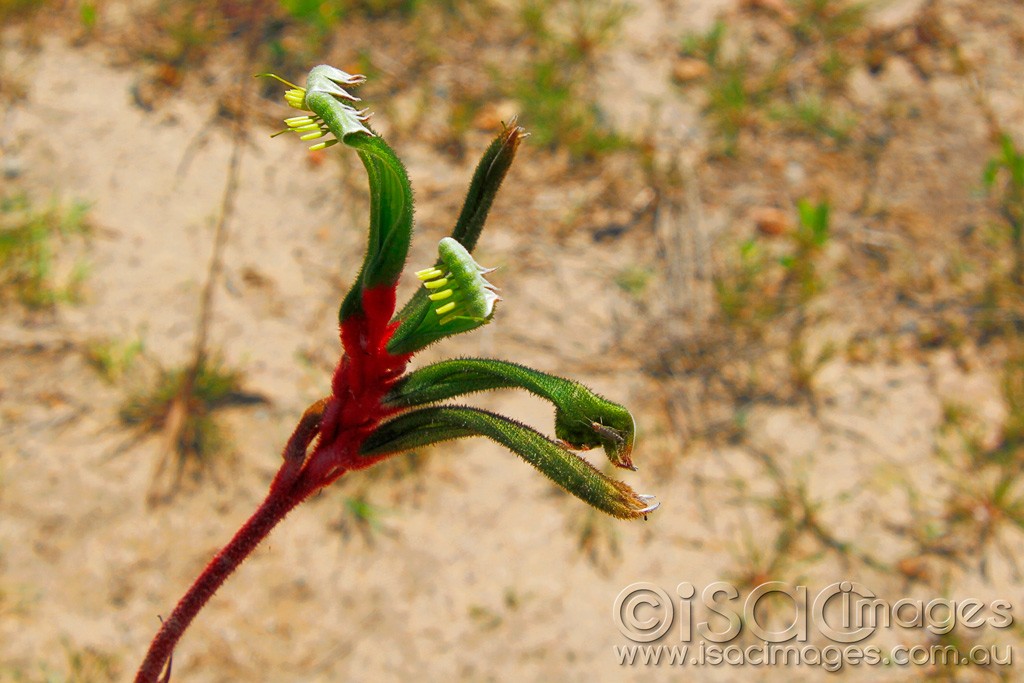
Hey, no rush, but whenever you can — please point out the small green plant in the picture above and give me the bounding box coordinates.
[705,61,763,156]
[678,19,726,64]
[120,357,245,492]
[676,4,864,155]
[614,265,653,298]
[784,198,831,302]
[506,0,630,158]
[142,1,225,75]
[84,337,144,384]
[0,194,90,308]
[131,0,428,98]
[903,353,1024,573]
[708,199,834,404]
[133,64,656,682]
[789,0,866,87]
[1002,356,1024,450]
[769,93,855,142]
[572,479,625,572]
[331,493,391,544]
[966,135,1024,343]
[0,641,122,683]
[280,0,420,27]
[61,642,121,683]
[78,1,98,32]
[676,22,780,156]
[0,0,44,21]
[787,337,836,394]
[714,238,775,326]
[714,197,833,324]
[790,0,866,45]
[983,134,1024,286]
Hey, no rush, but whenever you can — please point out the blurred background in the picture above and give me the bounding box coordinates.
[1,0,1023,680]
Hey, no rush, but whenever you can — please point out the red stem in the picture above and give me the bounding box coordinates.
[133,479,310,683]
[135,286,406,682]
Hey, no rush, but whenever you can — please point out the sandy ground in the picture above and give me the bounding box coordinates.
[2,0,1024,681]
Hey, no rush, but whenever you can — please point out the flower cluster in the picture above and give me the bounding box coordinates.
[135,63,656,683]
[262,65,658,519]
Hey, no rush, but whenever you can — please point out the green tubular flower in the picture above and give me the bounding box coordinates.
[383,358,637,469]
[264,66,373,149]
[263,65,413,321]
[387,238,500,355]
[360,407,658,520]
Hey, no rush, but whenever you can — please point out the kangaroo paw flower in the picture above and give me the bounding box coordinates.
[417,237,500,325]
[260,65,374,150]
[382,358,638,470]
[361,406,657,520]
[135,63,656,683]
[388,238,501,354]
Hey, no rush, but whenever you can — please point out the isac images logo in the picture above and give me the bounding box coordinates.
[612,581,1014,671]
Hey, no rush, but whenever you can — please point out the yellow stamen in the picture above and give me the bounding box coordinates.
[416,267,443,280]
[309,140,338,151]
[300,131,325,141]
[284,89,307,109]
[424,277,449,290]
[256,73,303,90]
[428,289,454,301]
[435,302,456,315]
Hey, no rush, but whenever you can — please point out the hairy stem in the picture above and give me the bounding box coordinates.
[134,395,341,683]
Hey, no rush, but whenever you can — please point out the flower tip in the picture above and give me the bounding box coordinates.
[598,477,659,520]
[640,501,660,520]
[635,495,660,519]
[315,64,367,87]
[611,445,635,470]
[429,238,501,323]
[501,120,529,149]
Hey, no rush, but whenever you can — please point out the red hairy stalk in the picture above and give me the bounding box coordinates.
[134,284,408,683]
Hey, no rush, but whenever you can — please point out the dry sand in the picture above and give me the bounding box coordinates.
[2,1,1023,681]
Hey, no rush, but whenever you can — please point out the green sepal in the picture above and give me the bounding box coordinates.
[360,406,656,520]
[382,358,637,469]
[388,122,525,352]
